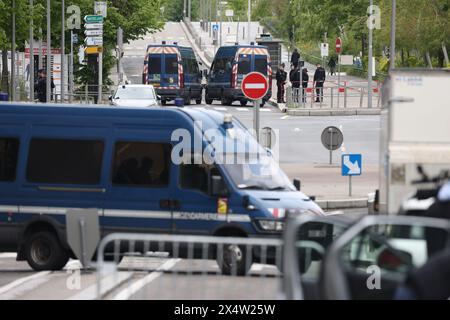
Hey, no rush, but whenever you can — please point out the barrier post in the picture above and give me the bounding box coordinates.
[330,87,334,108]
[344,81,348,108]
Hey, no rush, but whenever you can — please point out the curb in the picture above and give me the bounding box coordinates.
[287,108,381,116]
[267,100,287,113]
[316,198,369,210]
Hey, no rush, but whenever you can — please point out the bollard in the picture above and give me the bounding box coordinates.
[330,87,334,108]
[286,86,293,108]
[359,88,364,108]
[344,82,348,108]
[310,88,314,109]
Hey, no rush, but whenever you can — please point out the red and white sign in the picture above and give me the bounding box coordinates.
[241,72,269,101]
[335,37,342,54]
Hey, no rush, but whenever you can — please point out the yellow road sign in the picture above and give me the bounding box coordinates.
[85,46,103,54]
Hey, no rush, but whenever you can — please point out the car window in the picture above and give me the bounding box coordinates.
[165,55,178,74]
[237,54,251,74]
[0,137,20,182]
[255,56,267,75]
[115,87,156,100]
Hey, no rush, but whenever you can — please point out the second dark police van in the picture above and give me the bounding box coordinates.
[205,44,272,107]
[143,42,203,105]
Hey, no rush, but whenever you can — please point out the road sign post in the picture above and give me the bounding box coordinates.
[342,154,362,197]
[321,126,344,165]
[336,37,342,108]
[66,209,100,268]
[84,14,104,104]
[241,72,269,143]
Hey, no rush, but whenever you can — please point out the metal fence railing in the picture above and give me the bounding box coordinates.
[96,233,283,300]
[286,82,381,109]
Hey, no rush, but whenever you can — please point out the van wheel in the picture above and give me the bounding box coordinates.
[260,100,265,108]
[161,100,167,106]
[216,244,251,276]
[240,100,247,107]
[196,98,202,105]
[25,231,69,271]
[221,98,232,106]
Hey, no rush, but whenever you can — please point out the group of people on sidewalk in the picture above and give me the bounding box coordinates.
[276,49,341,104]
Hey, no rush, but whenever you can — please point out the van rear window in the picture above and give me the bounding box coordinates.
[26,139,104,185]
[238,54,251,74]
[165,55,179,74]
[255,56,267,75]
[148,55,162,74]
[0,137,19,182]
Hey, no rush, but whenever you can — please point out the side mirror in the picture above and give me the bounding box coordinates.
[210,175,228,197]
[157,95,162,101]
[108,95,113,101]
[293,179,301,191]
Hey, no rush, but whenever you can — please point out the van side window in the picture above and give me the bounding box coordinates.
[148,55,162,74]
[26,139,104,185]
[180,164,209,193]
[0,137,20,182]
[112,142,171,187]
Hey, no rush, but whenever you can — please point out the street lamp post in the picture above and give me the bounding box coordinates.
[29,0,34,102]
[46,0,51,103]
[247,0,251,44]
[368,0,373,109]
[61,0,65,103]
[11,0,16,101]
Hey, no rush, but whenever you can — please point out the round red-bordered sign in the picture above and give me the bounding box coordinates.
[241,72,269,101]
[336,37,342,54]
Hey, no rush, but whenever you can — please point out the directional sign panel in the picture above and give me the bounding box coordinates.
[85,29,103,36]
[212,24,219,31]
[85,23,103,30]
[241,72,269,101]
[85,36,103,46]
[84,15,103,23]
[342,154,362,176]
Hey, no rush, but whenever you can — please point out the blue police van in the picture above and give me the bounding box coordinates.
[143,42,203,105]
[205,44,272,107]
[0,103,323,274]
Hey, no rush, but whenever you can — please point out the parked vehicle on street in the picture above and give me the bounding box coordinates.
[371,69,450,215]
[283,214,450,300]
[0,103,322,274]
[142,42,203,105]
[205,43,272,107]
[110,84,160,107]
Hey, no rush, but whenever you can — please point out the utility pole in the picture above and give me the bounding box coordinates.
[389,0,396,71]
[61,0,65,102]
[188,0,191,20]
[11,0,16,101]
[183,0,187,19]
[219,0,222,46]
[117,27,124,84]
[247,0,251,44]
[208,0,212,37]
[29,0,34,102]
[69,30,73,103]
[368,0,373,108]
[46,0,51,103]
[38,30,43,70]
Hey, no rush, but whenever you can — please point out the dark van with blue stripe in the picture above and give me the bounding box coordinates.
[205,44,272,107]
[0,103,323,274]
[143,42,203,105]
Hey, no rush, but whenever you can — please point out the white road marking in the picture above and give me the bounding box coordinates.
[259,108,271,112]
[294,128,302,132]
[244,83,265,89]
[0,253,17,259]
[236,108,250,112]
[281,115,290,120]
[0,271,51,297]
[113,258,180,300]
[214,107,227,111]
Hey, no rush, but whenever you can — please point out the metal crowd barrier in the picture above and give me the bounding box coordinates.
[96,233,283,300]
[286,83,381,109]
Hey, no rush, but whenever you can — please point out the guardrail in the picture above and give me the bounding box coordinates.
[96,233,283,300]
[286,82,381,109]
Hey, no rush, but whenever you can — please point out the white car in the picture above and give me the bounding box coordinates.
[110,84,160,107]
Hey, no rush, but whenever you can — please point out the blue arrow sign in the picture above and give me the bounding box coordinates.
[212,24,219,31]
[342,154,362,176]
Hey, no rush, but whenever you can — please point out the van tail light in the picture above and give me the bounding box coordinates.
[179,63,185,88]
[231,63,237,89]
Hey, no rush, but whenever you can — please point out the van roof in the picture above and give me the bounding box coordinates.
[146,44,191,49]
[0,103,230,133]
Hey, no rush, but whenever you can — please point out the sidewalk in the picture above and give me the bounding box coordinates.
[281,163,379,209]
